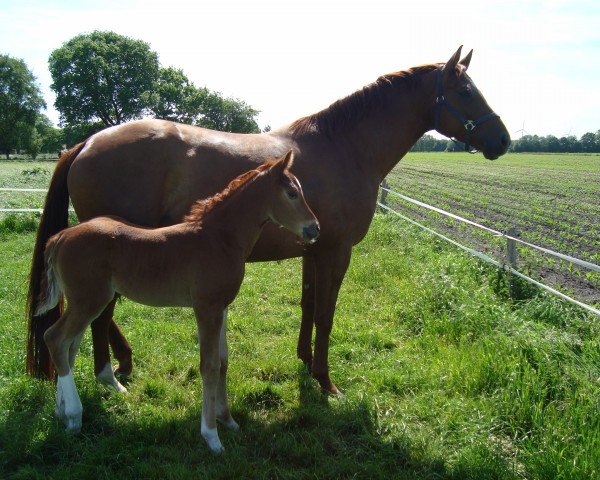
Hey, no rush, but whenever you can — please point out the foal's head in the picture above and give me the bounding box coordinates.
[266,151,320,244]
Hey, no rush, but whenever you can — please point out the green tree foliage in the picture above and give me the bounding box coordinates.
[0,55,46,158]
[34,114,64,154]
[413,132,600,153]
[511,132,600,153]
[144,67,205,124]
[49,31,159,127]
[146,67,260,133]
[197,92,260,133]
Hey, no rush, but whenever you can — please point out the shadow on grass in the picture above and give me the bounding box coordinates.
[1,371,505,480]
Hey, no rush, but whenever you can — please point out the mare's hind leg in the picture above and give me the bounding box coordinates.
[91,297,128,392]
[91,297,133,378]
[215,309,238,431]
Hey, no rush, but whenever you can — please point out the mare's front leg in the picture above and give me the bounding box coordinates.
[311,246,352,395]
[194,303,225,453]
[297,255,316,368]
[216,309,239,431]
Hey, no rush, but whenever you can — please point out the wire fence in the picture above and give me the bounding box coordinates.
[2,186,598,316]
[378,183,600,317]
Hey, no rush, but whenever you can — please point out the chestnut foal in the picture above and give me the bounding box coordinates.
[35,151,319,453]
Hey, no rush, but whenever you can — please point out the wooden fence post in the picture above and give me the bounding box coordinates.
[380,179,389,210]
[506,227,518,298]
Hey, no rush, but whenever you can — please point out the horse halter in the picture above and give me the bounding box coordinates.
[433,68,499,153]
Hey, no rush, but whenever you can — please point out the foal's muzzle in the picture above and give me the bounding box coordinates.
[302,223,320,244]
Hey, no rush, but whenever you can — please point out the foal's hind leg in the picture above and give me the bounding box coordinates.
[91,297,127,392]
[45,294,113,433]
[44,308,88,433]
[215,309,238,431]
[91,296,133,378]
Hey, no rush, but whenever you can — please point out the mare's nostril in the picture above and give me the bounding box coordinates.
[303,223,320,241]
[500,134,510,148]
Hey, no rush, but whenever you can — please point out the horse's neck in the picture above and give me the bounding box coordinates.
[201,177,270,257]
[298,72,436,184]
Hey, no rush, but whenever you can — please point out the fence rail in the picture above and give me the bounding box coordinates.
[2,185,598,316]
[378,185,600,318]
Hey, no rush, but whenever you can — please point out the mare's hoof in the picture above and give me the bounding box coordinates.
[313,373,342,396]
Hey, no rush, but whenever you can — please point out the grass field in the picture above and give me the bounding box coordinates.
[0,155,599,479]
[386,152,600,302]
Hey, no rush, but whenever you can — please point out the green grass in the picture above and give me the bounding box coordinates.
[1,212,599,479]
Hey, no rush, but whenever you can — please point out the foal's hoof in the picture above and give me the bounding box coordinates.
[217,416,240,432]
[202,428,224,454]
[115,359,133,377]
[96,363,128,393]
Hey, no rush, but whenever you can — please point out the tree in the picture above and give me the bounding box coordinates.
[145,67,206,124]
[197,91,260,133]
[0,55,46,158]
[35,114,64,154]
[145,67,260,133]
[49,31,159,127]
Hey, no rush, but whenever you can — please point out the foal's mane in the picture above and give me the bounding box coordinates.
[289,64,440,137]
[184,161,274,223]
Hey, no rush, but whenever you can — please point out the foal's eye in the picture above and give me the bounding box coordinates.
[287,189,299,199]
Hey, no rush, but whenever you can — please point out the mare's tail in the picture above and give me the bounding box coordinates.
[26,142,85,379]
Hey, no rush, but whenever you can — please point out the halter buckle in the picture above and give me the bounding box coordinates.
[464,120,476,131]
[435,95,445,104]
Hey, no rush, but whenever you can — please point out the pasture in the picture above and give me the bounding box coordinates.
[1,155,599,479]
[386,152,600,302]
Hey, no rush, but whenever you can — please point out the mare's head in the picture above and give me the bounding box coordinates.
[434,46,510,159]
[266,151,320,243]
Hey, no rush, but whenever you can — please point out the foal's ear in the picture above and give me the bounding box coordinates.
[442,45,463,81]
[272,150,294,177]
[459,49,473,71]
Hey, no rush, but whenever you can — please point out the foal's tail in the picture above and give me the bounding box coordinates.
[35,238,62,317]
[26,142,85,379]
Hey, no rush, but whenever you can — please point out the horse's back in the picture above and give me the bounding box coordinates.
[67,119,289,227]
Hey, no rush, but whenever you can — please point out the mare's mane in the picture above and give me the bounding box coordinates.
[184,161,274,223]
[289,64,440,138]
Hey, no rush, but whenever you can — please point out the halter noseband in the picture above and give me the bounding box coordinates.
[433,69,499,153]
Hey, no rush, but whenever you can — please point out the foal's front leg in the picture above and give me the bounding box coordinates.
[194,304,225,453]
[216,309,239,431]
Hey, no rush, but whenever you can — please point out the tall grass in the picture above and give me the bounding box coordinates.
[0,214,598,479]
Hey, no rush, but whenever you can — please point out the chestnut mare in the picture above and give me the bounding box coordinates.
[27,47,510,394]
[35,152,318,453]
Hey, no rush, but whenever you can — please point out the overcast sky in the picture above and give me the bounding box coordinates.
[1,0,598,138]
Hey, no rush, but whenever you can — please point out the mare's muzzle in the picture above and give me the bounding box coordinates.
[302,223,320,243]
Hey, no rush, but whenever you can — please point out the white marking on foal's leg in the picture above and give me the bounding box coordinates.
[201,411,224,454]
[96,362,127,393]
[56,370,83,433]
[216,310,239,432]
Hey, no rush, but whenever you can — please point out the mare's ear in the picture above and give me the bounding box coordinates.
[459,49,473,71]
[442,45,463,83]
[271,150,294,177]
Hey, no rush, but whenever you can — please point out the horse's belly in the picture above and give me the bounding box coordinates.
[112,277,193,308]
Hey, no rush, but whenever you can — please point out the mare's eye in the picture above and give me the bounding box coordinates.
[460,85,472,97]
[287,188,298,199]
